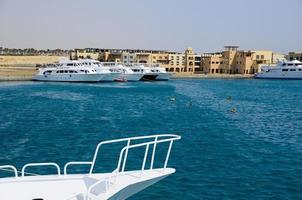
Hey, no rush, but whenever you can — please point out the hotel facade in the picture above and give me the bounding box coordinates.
[201,46,284,74]
[71,48,201,74]
[70,46,284,74]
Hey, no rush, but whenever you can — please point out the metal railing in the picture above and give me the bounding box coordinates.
[0,134,181,199]
[64,161,93,175]
[22,162,61,177]
[0,165,18,177]
[89,134,180,174]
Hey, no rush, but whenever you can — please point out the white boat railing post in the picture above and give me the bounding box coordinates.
[0,165,18,177]
[164,140,174,170]
[141,144,149,177]
[150,136,158,169]
[122,139,130,172]
[21,162,61,177]
[64,161,93,175]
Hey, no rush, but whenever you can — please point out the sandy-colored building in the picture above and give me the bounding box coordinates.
[168,53,185,72]
[201,46,284,74]
[71,48,201,74]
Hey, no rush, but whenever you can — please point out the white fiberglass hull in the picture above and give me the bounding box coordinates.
[100,73,121,82]
[155,72,173,81]
[140,73,158,81]
[116,73,144,82]
[33,74,105,82]
[255,71,302,79]
[0,168,175,200]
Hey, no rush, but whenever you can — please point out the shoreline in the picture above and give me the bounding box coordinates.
[172,74,254,79]
[0,75,255,81]
[0,66,255,81]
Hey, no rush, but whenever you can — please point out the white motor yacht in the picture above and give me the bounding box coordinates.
[0,134,181,200]
[33,61,105,82]
[127,64,158,81]
[102,62,144,82]
[255,59,302,79]
[79,59,121,82]
[150,65,173,81]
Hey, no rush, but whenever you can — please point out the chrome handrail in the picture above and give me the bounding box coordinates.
[0,165,18,177]
[89,134,180,174]
[64,161,93,175]
[22,162,61,177]
[0,134,181,190]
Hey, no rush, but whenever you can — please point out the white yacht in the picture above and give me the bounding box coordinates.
[255,59,302,79]
[127,64,158,81]
[150,65,173,81]
[102,62,144,82]
[79,59,121,82]
[0,134,181,200]
[33,61,105,82]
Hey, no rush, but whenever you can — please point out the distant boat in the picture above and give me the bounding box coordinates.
[78,59,121,82]
[137,64,173,81]
[103,63,144,82]
[0,134,181,200]
[33,60,106,82]
[150,66,174,81]
[255,59,302,79]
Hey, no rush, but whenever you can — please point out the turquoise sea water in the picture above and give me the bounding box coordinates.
[0,79,302,199]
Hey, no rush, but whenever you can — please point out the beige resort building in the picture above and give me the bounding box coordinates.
[71,48,201,74]
[201,46,284,74]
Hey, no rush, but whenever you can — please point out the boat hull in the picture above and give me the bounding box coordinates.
[99,73,121,82]
[155,72,173,81]
[255,72,302,79]
[33,74,105,82]
[0,168,175,200]
[116,73,144,82]
[140,74,158,81]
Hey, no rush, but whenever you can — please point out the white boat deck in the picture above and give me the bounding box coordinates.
[0,168,174,200]
[0,134,181,200]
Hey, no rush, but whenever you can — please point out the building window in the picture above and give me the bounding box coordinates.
[256,55,260,59]
[261,55,264,59]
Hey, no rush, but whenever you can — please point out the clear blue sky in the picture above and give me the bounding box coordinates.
[0,0,301,53]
